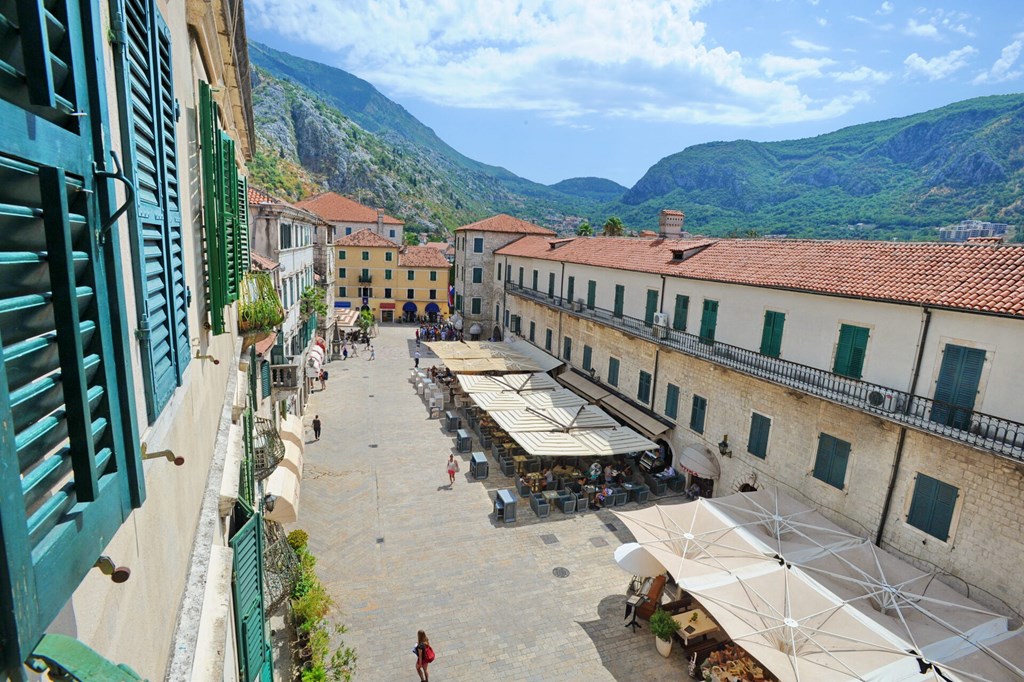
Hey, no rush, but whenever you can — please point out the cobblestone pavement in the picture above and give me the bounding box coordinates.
[293,325,692,681]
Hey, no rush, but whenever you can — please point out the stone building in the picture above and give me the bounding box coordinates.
[479,233,1024,617]
[297,191,405,245]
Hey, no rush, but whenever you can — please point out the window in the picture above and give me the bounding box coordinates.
[473,237,484,253]
[455,293,462,311]
[358,287,373,298]
[407,288,415,299]
[566,276,575,303]
[760,311,786,358]
[385,269,392,280]
[613,285,625,318]
[529,321,536,342]
[587,280,597,310]
[360,268,370,281]
[638,371,652,403]
[665,384,680,419]
[548,272,555,298]
[545,328,553,352]
[384,288,392,298]
[407,270,416,281]
[930,344,985,429]
[607,357,620,386]
[338,250,346,260]
[280,223,292,249]
[361,251,369,261]
[907,474,959,541]
[518,267,524,286]
[389,229,396,238]
[747,413,771,459]
[690,395,707,434]
[505,264,511,280]
[430,271,438,282]
[471,298,482,314]
[833,324,870,379]
[429,289,436,300]
[385,251,393,262]
[673,295,689,331]
[497,264,502,280]
[644,290,659,326]
[345,226,352,235]
[338,286,347,297]
[582,345,593,371]
[563,336,573,362]
[813,434,850,489]
[532,269,538,291]
[699,299,719,342]
[510,314,521,334]
[498,304,502,323]
[472,267,483,284]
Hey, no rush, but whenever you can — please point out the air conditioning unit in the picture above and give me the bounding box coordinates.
[574,298,584,312]
[652,312,669,326]
[867,390,902,412]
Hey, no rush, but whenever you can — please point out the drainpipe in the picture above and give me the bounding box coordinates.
[875,306,932,547]
[648,275,667,408]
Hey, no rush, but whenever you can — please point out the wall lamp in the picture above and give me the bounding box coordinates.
[94,556,131,583]
[263,494,277,513]
[718,435,732,458]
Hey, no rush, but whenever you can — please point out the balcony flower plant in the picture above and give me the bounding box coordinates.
[239,272,284,340]
[649,607,680,657]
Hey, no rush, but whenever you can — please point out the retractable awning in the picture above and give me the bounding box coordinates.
[599,394,671,439]
[557,370,611,402]
[677,444,720,480]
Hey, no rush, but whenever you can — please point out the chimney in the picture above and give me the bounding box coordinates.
[376,208,384,233]
[658,209,685,238]
[419,233,427,245]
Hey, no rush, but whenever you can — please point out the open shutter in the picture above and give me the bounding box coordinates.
[261,361,272,399]
[700,300,718,341]
[644,290,658,325]
[672,295,688,331]
[230,507,270,681]
[239,409,255,508]
[930,344,985,429]
[237,176,250,273]
[834,325,869,379]
[759,311,785,358]
[199,80,226,334]
[219,132,239,303]
[0,0,143,668]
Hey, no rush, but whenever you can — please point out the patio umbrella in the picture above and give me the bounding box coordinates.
[508,426,657,458]
[469,388,587,412]
[488,405,618,433]
[613,542,666,577]
[457,372,560,394]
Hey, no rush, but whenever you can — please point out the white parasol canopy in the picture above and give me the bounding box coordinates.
[613,542,665,577]
[469,388,587,412]
[456,372,560,394]
[508,426,657,458]
[488,405,618,433]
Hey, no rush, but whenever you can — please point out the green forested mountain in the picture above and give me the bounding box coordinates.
[249,41,1022,239]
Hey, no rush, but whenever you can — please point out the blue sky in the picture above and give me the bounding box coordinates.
[247,0,1023,187]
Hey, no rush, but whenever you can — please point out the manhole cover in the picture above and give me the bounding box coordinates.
[368,444,378,448]
[376,537,385,544]
[541,534,558,545]
[590,537,608,547]
[552,567,570,578]
[368,394,374,397]
[605,523,618,532]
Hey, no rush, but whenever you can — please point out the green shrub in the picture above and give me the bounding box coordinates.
[288,529,309,551]
[649,608,680,642]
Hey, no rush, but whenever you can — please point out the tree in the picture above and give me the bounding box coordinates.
[404,231,420,246]
[300,285,328,321]
[576,221,593,236]
[602,216,625,237]
[357,309,375,336]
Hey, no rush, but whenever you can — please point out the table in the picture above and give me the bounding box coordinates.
[512,454,528,474]
[624,594,644,632]
[541,490,560,504]
[494,489,517,522]
[672,608,719,646]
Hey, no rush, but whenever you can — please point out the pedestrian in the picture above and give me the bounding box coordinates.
[414,350,420,368]
[312,415,321,441]
[342,344,348,361]
[447,454,459,484]
[321,369,328,389]
[369,345,375,360]
[415,328,420,347]
[414,630,432,682]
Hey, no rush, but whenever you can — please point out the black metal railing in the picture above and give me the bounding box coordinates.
[252,416,285,481]
[358,275,372,283]
[506,282,1024,461]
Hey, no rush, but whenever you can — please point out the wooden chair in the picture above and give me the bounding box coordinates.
[636,574,667,621]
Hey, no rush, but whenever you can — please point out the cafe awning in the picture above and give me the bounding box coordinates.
[457,372,560,394]
[280,438,303,477]
[677,444,720,480]
[557,370,611,402]
[264,465,301,524]
[427,341,561,374]
[403,302,417,312]
[280,414,304,449]
[598,394,671,439]
[504,339,562,372]
[509,426,657,458]
[488,405,619,433]
[469,388,587,412]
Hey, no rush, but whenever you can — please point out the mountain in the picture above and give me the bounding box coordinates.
[610,94,1024,238]
[548,177,628,202]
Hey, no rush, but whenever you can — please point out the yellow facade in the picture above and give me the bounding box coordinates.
[333,242,450,322]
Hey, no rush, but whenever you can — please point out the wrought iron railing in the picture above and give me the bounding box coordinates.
[263,520,299,609]
[253,416,285,481]
[506,282,1024,461]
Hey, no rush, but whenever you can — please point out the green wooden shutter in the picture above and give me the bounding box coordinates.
[199,80,227,334]
[833,324,869,379]
[219,132,239,303]
[531,269,538,291]
[699,300,718,342]
[690,395,707,433]
[587,280,596,310]
[665,384,679,419]
[563,336,572,362]
[813,434,849,489]
[230,507,271,681]
[672,295,689,331]
[0,0,144,667]
[547,272,555,298]
[644,290,658,325]
[582,345,593,371]
[240,409,255,508]
[747,413,770,459]
[759,311,785,358]
[607,357,620,386]
[566,276,575,304]
[638,371,652,403]
[908,473,959,541]
[930,344,985,429]
[237,176,250,273]
[613,285,624,317]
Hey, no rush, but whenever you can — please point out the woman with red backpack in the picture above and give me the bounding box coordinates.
[415,629,434,681]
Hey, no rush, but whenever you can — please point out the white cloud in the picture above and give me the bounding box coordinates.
[877,1,893,15]
[790,38,829,53]
[817,17,828,26]
[973,40,1023,83]
[904,46,977,80]
[834,66,891,83]
[905,19,939,38]
[247,0,866,127]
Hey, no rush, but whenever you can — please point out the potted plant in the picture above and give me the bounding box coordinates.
[238,272,284,343]
[649,608,680,657]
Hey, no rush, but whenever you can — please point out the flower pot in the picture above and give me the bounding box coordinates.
[655,635,673,657]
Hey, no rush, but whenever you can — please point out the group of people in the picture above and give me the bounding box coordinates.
[415,323,462,344]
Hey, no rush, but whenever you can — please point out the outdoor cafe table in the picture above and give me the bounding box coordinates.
[673,608,719,646]
[513,454,528,473]
[542,490,560,505]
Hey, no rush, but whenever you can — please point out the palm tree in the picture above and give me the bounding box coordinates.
[603,216,625,237]
[576,221,593,236]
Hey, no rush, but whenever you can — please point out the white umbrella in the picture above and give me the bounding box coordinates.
[613,542,665,577]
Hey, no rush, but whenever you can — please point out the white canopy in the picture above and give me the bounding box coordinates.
[488,405,618,433]
[613,542,665,577]
[456,372,560,394]
[677,444,721,480]
[469,389,587,412]
[508,426,657,458]
[426,340,562,373]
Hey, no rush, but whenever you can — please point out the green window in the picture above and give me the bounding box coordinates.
[760,310,786,358]
[566,276,575,304]
[545,329,553,352]
[907,474,959,541]
[505,264,511,280]
[496,264,502,280]
[385,251,393,262]
[338,286,347,297]
[338,267,347,278]
[747,413,771,459]
[384,288,392,298]
[338,250,346,260]
[360,268,370,281]
[473,237,484,253]
[471,298,481,314]
[532,270,539,291]
[548,272,555,298]
[613,285,625,318]
[261,361,272,399]
[563,336,573,362]
[833,324,870,379]
[362,251,370,261]
[699,299,719,342]
[673,295,689,331]
[455,293,463,311]
[644,289,659,326]
[608,357,620,386]
[587,280,597,310]
[430,271,438,282]
[407,288,414,299]
[0,0,147,665]
[518,267,524,286]
[529,321,536,342]
[408,270,416,281]
[230,503,272,681]
[665,384,680,419]
[638,371,652,403]
[468,267,479,284]
[929,344,985,429]
[582,345,593,371]
[813,434,850,489]
[385,269,392,280]
[114,0,190,421]
[690,395,708,433]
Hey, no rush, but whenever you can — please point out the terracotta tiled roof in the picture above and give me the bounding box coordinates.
[250,252,280,270]
[400,245,451,268]
[453,214,556,235]
[422,241,453,252]
[296,192,402,225]
[254,332,278,356]
[332,229,398,248]
[248,186,280,205]
[496,236,1024,317]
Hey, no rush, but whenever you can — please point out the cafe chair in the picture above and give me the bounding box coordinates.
[613,487,629,506]
[667,475,687,493]
[556,491,576,514]
[530,493,550,518]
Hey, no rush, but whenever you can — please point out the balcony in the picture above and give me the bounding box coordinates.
[358,274,373,283]
[271,364,300,391]
[253,416,285,481]
[506,282,1024,462]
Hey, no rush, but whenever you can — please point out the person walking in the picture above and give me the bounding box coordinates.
[368,345,375,360]
[415,328,420,347]
[447,454,459,484]
[414,630,432,682]
[414,350,420,368]
[342,344,348,361]
[312,415,321,441]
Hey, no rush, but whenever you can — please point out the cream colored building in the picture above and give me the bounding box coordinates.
[298,191,405,245]
[482,233,1024,618]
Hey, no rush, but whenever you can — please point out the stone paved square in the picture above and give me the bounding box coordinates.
[291,325,692,681]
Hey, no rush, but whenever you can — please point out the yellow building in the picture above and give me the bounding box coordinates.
[333,229,451,323]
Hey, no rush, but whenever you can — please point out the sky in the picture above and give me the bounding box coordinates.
[246,0,1023,188]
